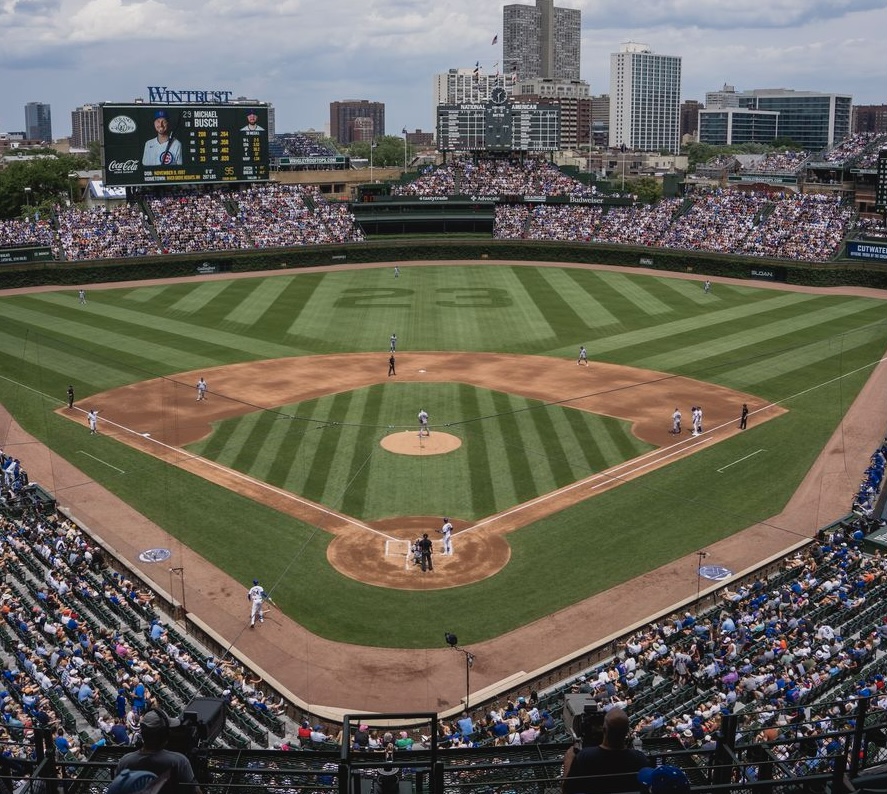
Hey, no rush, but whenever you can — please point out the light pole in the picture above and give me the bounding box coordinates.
[68,172,79,205]
[23,186,32,213]
[695,550,709,602]
[445,632,475,711]
[370,139,375,183]
[169,567,188,630]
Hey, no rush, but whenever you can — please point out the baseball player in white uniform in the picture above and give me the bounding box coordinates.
[248,579,265,627]
[438,518,453,555]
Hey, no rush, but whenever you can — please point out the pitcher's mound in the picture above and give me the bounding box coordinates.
[381,431,462,456]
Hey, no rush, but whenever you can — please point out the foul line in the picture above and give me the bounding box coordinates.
[76,450,125,474]
[717,449,765,473]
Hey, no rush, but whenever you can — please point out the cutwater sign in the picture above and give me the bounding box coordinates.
[847,241,887,262]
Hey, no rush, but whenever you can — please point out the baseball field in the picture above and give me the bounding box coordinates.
[1,260,886,710]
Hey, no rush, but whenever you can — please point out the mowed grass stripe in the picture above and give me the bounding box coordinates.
[304,391,354,502]
[338,387,385,516]
[595,271,673,316]
[250,410,297,484]
[231,410,280,474]
[635,297,881,373]
[656,275,721,306]
[121,285,172,304]
[459,385,496,516]
[222,278,295,327]
[511,267,591,340]
[724,322,887,390]
[23,293,299,361]
[168,280,233,315]
[528,406,583,487]
[583,292,819,358]
[536,269,620,328]
[266,404,321,489]
[494,392,542,502]
[2,301,216,374]
[0,328,136,390]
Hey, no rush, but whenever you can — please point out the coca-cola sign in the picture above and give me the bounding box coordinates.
[107,160,139,174]
[107,115,137,134]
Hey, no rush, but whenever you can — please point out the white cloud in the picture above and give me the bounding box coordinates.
[0,0,884,137]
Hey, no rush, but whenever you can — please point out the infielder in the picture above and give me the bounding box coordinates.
[196,377,207,401]
[248,579,266,627]
[87,409,99,435]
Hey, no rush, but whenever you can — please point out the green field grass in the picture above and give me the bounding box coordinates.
[187,382,655,520]
[0,264,885,647]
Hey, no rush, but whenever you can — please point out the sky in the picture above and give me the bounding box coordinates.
[1,0,885,140]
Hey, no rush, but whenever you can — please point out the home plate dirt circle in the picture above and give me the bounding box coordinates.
[380,431,462,455]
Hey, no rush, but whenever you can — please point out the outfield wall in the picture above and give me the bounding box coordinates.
[2,238,887,291]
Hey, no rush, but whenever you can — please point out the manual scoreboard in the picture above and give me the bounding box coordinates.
[437,96,561,153]
[101,104,269,187]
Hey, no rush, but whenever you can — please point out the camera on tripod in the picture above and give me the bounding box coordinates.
[563,694,605,747]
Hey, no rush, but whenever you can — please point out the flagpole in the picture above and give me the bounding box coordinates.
[370,138,374,183]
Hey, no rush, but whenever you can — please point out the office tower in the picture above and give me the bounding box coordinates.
[25,102,52,142]
[70,104,102,150]
[700,86,852,150]
[330,100,385,145]
[503,0,580,82]
[609,43,681,153]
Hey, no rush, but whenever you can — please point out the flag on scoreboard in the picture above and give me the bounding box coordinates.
[491,34,498,45]
[473,61,480,81]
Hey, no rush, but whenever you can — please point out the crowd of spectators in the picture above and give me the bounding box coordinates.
[393,156,599,199]
[822,133,885,164]
[0,217,54,250]
[0,474,294,783]
[56,205,160,261]
[278,133,338,159]
[741,150,811,174]
[149,191,251,254]
[234,183,364,247]
[493,190,852,261]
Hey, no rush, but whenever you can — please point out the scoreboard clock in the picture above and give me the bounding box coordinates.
[101,103,270,188]
[437,101,560,153]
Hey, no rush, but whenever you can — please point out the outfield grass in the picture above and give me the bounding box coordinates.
[0,264,885,647]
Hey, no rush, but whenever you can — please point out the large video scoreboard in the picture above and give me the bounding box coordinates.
[101,104,269,187]
[437,97,561,153]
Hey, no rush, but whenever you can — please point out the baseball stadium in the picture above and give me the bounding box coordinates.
[1,129,887,794]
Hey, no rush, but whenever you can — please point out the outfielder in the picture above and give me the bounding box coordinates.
[248,579,266,628]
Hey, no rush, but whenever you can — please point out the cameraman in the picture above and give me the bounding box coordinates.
[563,708,649,794]
[114,709,202,794]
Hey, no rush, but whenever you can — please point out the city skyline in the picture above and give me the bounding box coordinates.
[1,0,884,141]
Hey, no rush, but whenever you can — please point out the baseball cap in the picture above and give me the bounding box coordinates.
[253,579,259,585]
[638,765,691,794]
[247,109,258,115]
[106,770,158,794]
[140,710,180,731]
[153,110,168,120]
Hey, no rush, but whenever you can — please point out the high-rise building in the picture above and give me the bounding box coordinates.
[591,94,610,147]
[700,86,852,150]
[24,102,52,142]
[609,43,681,153]
[330,100,385,145]
[698,108,779,146]
[70,104,102,150]
[503,0,580,82]
[680,100,703,142]
[853,105,887,134]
